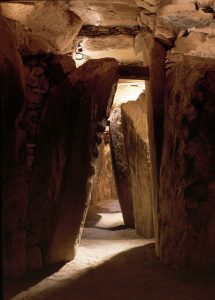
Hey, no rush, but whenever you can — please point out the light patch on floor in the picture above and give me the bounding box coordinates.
[6,200,215,300]
[9,200,152,300]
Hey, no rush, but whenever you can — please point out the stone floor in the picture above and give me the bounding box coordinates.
[4,200,215,300]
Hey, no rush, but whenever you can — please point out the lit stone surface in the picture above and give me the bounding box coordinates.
[76,35,142,65]
[1,1,83,53]
[122,95,154,238]
[0,3,34,24]
[91,140,117,205]
[156,2,215,40]
[26,2,83,53]
[135,0,159,13]
[68,0,141,26]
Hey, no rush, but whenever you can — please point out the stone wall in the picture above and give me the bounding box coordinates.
[122,94,154,238]
[18,53,76,270]
[91,138,117,205]
[27,58,119,264]
[22,53,76,177]
[1,15,27,279]
[109,107,135,228]
[1,14,119,275]
[135,32,166,252]
[159,55,215,270]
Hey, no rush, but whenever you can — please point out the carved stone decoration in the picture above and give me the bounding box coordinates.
[109,107,135,228]
[159,55,215,270]
[27,58,119,264]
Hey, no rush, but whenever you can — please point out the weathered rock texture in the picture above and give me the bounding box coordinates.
[1,15,27,279]
[136,31,166,252]
[27,58,119,264]
[1,1,83,53]
[21,53,76,182]
[159,55,215,270]
[122,95,154,238]
[91,138,117,205]
[5,17,55,56]
[109,107,135,228]
[156,0,215,45]
[68,0,142,26]
[77,34,142,65]
[167,28,215,62]
[79,25,140,36]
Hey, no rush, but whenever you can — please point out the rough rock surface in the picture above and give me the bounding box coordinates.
[20,53,76,184]
[91,138,117,205]
[79,25,140,36]
[138,11,156,32]
[109,107,135,228]
[1,1,83,53]
[155,0,215,44]
[68,0,141,26]
[136,31,166,252]
[168,29,215,60]
[136,0,159,13]
[0,15,27,279]
[1,15,77,279]
[122,95,154,238]
[27,58,119,264]
[159,55,215,270]
[5,17,55,55]
[77,34,142,64]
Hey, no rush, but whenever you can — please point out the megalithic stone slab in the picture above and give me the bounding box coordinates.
[121,95,154,238]
[28,58,119,264]
[159,55,215,270]
[109,107,135,228]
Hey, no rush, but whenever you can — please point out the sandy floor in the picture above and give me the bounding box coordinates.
[4,200,215,300]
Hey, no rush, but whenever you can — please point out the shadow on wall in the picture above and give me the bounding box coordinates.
[5,243,215,300]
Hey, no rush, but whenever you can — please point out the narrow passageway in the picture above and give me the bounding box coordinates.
[81,199,147,264]
[5,200,152,300]
[5,200,215,300]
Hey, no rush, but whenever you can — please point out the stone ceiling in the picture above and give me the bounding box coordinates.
[68,0,142,27]
[1,0,215,64]
[0,0,143,26]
